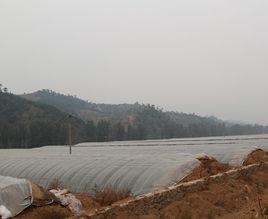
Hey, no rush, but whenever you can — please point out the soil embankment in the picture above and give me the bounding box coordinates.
[243,149,268,165]
[180,155,232,183]
[12,150,268,219]
[80,150,268,219]
[109,163,268,219]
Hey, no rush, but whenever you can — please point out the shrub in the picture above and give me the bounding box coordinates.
[93,185,131,206]
[48,178,64,190]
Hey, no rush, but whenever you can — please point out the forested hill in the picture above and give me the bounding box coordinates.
[1,89,268,148]
[22,89,142,122]
[20,90,228,125]
[21,90,268,141]
[0,92,88,148]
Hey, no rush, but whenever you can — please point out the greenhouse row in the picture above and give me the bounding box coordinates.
[0,134,267,195]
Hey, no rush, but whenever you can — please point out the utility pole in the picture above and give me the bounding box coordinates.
[68,123,72,155]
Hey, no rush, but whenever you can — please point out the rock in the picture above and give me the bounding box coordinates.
[50,189,83,215]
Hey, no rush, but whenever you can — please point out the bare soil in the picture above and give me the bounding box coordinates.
[13,150,268,219]
[180,155,232,183]
[243,149,268,166]
[103,163,268,219]
[14,204,71,219]
[93,150,268,219]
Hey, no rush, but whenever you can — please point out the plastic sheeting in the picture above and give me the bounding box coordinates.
[0,134,267,195]
[0,175,32,218]
[0,154,200,195]
[76,134,268,165]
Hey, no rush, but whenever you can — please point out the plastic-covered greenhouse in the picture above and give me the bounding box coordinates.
[0,134,267,195]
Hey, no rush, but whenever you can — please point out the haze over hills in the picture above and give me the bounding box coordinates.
[1,87,268,148]
[22,90,231,129]
[22,90,221,124]
[22,89,142,123]
[21,90,260,127]
[21,90,268,140]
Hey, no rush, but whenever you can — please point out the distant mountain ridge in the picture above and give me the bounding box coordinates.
[21,89,225,126]
[22,89,142,122]
[21,89,268,139]
[2,88,268,149]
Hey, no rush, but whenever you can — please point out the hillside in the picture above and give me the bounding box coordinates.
[0,92,88,148]
[21,90,142,122]
[21,90,228,126]
[1,89,268,148]
[21,90,268,140]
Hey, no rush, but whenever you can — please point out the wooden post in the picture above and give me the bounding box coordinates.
[69,123,72,155]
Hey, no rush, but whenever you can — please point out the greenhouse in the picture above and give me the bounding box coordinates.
[0,134,267,195]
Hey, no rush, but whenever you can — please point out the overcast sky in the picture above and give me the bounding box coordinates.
[1,0,268,125]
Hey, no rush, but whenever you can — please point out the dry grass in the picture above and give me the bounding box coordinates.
[47,178,64,190]
[177,211,192,219]
[93,186,131,206]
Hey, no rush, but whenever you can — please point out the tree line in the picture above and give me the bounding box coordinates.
[83,104,268,142]
[1,89,268,148]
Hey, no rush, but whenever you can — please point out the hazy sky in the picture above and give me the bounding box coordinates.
[1,0,268,125]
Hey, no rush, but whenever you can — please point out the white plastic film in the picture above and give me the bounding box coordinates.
[0,134,267,195]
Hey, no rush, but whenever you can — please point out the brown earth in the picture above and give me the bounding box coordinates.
[180,149,268,183]
[180,155,232,183]
[14,204,71,219]
[13,150,268,219]
[243,149,268,166]
[92,163,268,219]
[79,150,268,219]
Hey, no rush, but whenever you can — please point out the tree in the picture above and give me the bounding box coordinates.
[114,122,126,141]
[85,121,96,142]
[96,120,110,142]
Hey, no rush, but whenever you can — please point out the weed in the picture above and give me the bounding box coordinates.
[93,185,131,206]
[207,210,216,219]
[48,178,63,190]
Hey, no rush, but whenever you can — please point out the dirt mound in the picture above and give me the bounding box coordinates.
[243,149,268,166]
[183,150,268,183]
[94,163,268,219]
[180,155,232,183]
[156,164,268,219]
